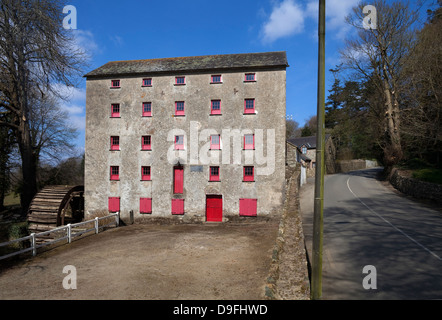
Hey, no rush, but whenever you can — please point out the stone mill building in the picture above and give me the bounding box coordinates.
[83,51,289,224]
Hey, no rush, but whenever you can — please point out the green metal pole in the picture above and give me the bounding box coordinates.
[311,0,326,300]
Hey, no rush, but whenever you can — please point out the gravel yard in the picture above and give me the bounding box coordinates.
[0,218,281,300]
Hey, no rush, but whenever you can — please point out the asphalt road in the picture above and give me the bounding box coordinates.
[301,168,442,300]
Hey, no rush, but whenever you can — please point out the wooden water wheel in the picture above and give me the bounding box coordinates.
[27,185,84,234]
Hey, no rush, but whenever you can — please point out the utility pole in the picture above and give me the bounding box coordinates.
[311,0,326,300]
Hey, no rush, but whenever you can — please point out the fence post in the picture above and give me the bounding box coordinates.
[67,224,72,243]
[95,217,99,234]
[31,233,36,256]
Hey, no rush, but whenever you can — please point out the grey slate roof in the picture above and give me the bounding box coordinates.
[287,134,331,149]
[84,51,288,78]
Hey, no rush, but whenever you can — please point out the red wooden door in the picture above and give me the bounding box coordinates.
[206,195,222,222]
[174,166,184,193]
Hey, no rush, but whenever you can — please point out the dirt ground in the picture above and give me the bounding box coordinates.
[0,218,280,300]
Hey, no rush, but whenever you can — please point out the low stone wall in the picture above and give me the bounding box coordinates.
[389,168,442,204]
[335,159,366,173]
[265,168,310,300]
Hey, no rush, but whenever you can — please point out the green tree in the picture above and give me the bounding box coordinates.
[325,75,383,161]
[301,115,317,137]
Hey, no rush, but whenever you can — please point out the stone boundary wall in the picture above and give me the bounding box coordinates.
[335,159,366,173]
[335,159,379,173]
[265,168,311,300]
[388,168,442,204]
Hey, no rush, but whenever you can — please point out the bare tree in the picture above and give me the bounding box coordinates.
[401,2,442,164]
[28,92,77,165]
[341,0,419,167]
[0,0,86,214]
[300,115,317,137]
[286,118,301,139]
[0,114,14,211]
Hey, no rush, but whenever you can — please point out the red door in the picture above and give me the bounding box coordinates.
[206,195,222,222]
[174,166,183,194]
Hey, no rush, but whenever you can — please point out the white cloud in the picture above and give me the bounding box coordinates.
[110,35,124,47]
[306,0,359,39]
[261,0,359,43]
[261,0,305,43]
[68,29,100,60]
[70,114,86,131]
[60,103,84,115]
[51,83,86,131]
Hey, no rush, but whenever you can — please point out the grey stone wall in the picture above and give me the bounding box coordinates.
[286,142,298,169]
[85,68,287,223]
[265,168,310,300]
[389,168,442,204]
[335,159,367,173]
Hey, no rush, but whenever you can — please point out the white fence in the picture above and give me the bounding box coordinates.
[0,213,119,261]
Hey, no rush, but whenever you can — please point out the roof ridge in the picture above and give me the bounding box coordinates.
[84,51,288,78]
[105,51,287,65]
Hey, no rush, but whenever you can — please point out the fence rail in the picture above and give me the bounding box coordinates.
[0,213,119,261]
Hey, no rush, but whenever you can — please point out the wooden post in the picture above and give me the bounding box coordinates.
[311,0,326,300]
[95,217,99,234]
[31,233,36,256]
[67,224,72,243]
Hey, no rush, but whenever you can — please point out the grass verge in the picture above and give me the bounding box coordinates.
[412,168,442,185]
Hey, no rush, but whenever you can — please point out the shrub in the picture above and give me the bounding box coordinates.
[412,168,442,185]
[7,222,29,249]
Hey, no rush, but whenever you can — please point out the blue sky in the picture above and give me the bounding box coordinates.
[60,0,431,153]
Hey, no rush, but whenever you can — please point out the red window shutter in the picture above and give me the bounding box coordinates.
[175,76,185,85]
[243,166,254,181]
[142,78,152,87]
[210,135,220,150]
[175,135,184,150]
[111,136,119,150]
[211,100,221,115]
[142,136,151,150]
[244,99,255,114]
[171,199,184,215]
[209,166,220,181]
[175,101,185,116]
[239,198,257,216]
[174,167,184,193]
[244,73,256,82]
[111,104,120,117]
[141,166,151,181]
[110,166,119,180]
[142,102,152,117]
[108,197,120,213]
[244,134,254,150]
[211,75,222,84]
[140,198,152,214]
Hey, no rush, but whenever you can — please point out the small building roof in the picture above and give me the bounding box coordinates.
[287,134,331,149]
[84,51,288,79]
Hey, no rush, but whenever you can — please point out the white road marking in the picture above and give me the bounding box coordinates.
[346,177,442,261]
